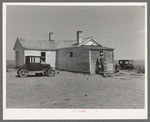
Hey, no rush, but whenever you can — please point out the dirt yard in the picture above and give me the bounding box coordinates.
[6,69,145,109]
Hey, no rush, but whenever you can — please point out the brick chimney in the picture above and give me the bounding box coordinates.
[49,32,54,41]
[77,31,83,45]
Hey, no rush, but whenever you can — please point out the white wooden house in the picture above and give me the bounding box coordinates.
[13,31,114,74]
[13,34,56,68]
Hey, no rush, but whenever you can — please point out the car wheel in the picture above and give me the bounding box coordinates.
[46,69,55,77]
[19,69,28,78]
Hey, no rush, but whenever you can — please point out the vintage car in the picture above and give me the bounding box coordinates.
[16,56,55,78]
[119,60,134,70]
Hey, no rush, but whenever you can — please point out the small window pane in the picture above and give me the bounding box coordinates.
[26,57,30,63]
[70,52,73,57]
[125,61,129,64]
[41,52,45,56]
[30,57,32,63]
[32,57,35,63]
[129,61,133,64]
[35,57,40,63]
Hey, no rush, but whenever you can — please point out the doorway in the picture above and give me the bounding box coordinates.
[90,50,106,74]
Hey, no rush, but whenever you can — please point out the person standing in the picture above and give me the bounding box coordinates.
[100,51,104,72]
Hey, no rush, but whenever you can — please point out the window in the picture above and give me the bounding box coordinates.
[125,61,129,64]
[70,52,73,57]
[35,57,40,63]
[41,52,45,57]
[30,57,35,63]
[129,60,133,64]
[119,61,122,64]
[26,57,30,63]
[41,52,46,62]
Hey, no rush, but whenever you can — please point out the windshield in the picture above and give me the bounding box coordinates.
[35,57,40,63]
[125,61,129,64]
[129,60,133,64]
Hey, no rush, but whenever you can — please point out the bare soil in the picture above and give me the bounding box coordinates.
[6,69,145,109]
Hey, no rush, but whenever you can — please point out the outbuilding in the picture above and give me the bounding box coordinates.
[57,31,114,74]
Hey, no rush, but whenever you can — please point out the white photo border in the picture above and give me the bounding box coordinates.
[3,2,148,120]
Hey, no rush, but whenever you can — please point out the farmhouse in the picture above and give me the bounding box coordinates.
[13,32,56,68]
[13,31,114,74]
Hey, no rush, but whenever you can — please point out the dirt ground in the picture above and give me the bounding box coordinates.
[6,69,145,109]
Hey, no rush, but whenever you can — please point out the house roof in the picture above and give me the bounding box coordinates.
[56,37,94,48]
[16,38,57,50]
[14,37,112,50]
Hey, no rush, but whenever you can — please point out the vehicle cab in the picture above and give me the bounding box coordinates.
[119,60,134,70]
[17,56,55,78]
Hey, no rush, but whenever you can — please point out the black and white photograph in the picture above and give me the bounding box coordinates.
[3,2,147,119]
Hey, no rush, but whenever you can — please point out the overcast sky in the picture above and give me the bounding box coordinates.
[6,4,145,60]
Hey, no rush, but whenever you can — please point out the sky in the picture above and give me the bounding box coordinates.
[5,4,146,60]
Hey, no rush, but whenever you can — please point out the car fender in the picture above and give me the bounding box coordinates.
[46,67,55,71]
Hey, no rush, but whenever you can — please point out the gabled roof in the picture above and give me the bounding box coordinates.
[56,37,103,49]
[14,38,57,50]
[14,37,110,50]
[78,37,103,47]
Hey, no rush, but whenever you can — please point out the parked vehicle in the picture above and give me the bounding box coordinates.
[119,60,134,70]
[16,56,55,78]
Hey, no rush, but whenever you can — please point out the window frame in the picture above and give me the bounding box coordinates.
[41,52,46,62]
[70,52,73,57]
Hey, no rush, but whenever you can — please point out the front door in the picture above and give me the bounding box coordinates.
[91,50,105,74]
[90,50,108,74]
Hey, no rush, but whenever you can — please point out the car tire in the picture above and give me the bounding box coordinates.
[18,69,28,78]
[46,68,55,77]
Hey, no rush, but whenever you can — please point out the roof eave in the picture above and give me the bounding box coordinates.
[23,48,57,51]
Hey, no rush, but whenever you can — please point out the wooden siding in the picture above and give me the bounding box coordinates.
[46,51,56,68]
[55,50,59,69]
[90,50,114,74]
[14,39,24,67]
[25,50,41,56]
[58,47,90,73]
[15,49,24,67]
[105,50,114,71]
[24,50,56,67]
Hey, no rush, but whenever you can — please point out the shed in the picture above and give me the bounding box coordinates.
[56,31,114,74]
